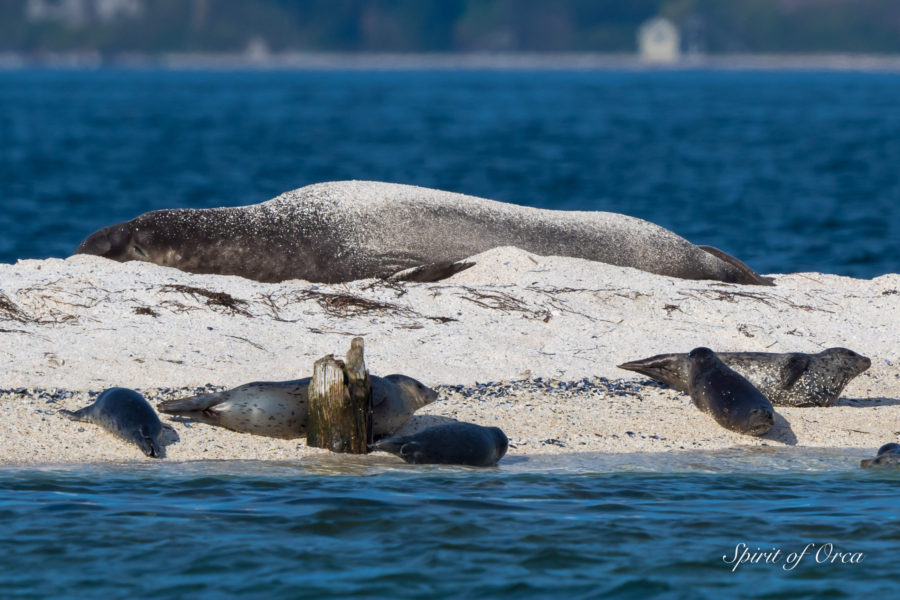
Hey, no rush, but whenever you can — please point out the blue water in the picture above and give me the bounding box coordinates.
[1,69,899,276]
[3,70,900,597]
[1,453,898,599]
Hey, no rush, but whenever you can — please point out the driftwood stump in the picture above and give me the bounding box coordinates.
[306,337,373,453]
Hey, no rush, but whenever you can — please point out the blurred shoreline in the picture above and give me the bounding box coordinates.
[5,51,900,71]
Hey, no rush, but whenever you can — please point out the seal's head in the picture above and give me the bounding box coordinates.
[75,221,152,263]
[383,374,439,408]
[820,347,872,377]
[860,442,900,468]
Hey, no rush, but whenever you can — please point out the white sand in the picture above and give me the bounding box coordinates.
[1,247,898,464]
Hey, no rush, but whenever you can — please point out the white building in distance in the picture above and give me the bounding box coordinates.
[638,17,681,63]
[26,0,141,26]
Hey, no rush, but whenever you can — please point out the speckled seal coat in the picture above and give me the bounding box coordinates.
[618,347,871,407]
[60,387,163,458]
[686,347,775,436]
[373,422,509,466]
[75,180,771,285]
[157,374,437,439]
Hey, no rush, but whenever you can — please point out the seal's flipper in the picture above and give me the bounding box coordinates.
[58,407,91,422]
[617,354,691,393]
[387,261,475,283]
[157,392,222,415]
[781,355,810,390]
[398,441,426,463]
[698,246,775,286]
[372,436,416,458]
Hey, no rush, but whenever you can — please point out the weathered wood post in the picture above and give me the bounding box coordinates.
[306,337,373,453]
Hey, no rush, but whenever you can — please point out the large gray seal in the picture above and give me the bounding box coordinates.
[686,347,775,436]
[75,180,772,285]
[618,347,871,407]
[860,443,900,468]
[373,422,509,466]
[157,374,437,439]
[59,387,163,458]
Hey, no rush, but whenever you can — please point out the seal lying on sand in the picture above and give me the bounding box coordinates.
[618,347,870,407]
[60,387,163,458]
[687,347,775,436]
[372,422,509,466]
[860,443,900,468]
[157,374,437,439]
[75,180,772,285]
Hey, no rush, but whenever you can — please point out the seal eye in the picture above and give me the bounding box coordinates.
[132,245,147,257]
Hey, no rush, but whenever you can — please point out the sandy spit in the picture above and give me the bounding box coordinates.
[1,247,898,465]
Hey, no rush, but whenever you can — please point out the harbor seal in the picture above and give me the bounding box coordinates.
[860,443,900,468]
[372,422,509,466]
[618,347,871,407]
[686,347,775,436]
[157,374,437,439]
[59,387,163,458]
[75,180,772,285]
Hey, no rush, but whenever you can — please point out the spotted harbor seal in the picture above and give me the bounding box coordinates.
[59,387,163,458]
[618,347,871,407]
[157,374,437,439]
[860,443,900,468]
[686,347,775,436]
[75,180,772,285]
[372,422,509,466]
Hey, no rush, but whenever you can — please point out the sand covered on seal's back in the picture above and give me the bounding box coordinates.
[1,246,898,464]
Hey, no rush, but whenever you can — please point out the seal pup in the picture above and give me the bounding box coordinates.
[157,374,438,439]
[860,443,900,468]
[75,180,772,285]
[59,387,163,458]
[686,347,775,436]
[618,347,871,407]
[372,422,509,466]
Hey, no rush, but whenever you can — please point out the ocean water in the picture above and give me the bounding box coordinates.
[2,69,900,597]
[1,69,899,276]
[2,452,898,600]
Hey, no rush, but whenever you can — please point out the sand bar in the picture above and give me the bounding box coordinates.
[1,247,898,464]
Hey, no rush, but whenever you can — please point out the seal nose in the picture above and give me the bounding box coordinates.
[75,229,111,255]
[747,407,774,435]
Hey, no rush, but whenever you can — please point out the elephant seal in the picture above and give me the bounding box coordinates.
[372,422,508,466]
[75,180,772,285]
[686,347,775,436]
[618,347,871,407]
[157,374,437,439]
[59,387,163,458]
[860,443,900,468]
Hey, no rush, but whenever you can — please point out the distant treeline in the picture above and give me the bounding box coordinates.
[2,0,900,54]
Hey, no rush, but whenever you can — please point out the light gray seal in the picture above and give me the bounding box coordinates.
[860,443,900,468]
[75,180,772,285]
[59,387,163,458]
[157,374,437,439]
[372,422,509,466]
[618,347,871,407]
[686,347,775,436]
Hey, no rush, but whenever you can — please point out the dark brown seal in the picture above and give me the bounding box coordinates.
[860,443,900,468]
[687,347,775,436]
[60,387,163,458]
[373,422,509,466]
[75,181,772,285]
[618,347,870,407]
